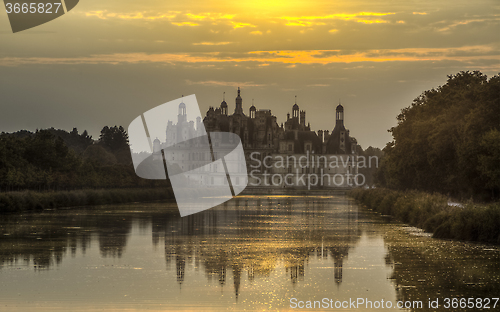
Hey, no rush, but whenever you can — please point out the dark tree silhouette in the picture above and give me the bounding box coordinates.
[378,71,500,200]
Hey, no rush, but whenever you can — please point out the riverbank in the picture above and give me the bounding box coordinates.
[0,188,174,213]
[349,188,500,244]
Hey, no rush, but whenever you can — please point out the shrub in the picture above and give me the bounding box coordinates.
[349,187,500,244]
[0,188,174,214]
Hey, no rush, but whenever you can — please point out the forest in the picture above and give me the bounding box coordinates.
[376,71,500,200]
[0,125,169,192]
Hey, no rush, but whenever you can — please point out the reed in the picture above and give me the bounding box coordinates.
[349,188,500,244]
[0,188,174,213]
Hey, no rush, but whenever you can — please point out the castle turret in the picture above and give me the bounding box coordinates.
[249,104,256,119]
[220,92,228,116]
[292,96,299,119]
[196,116,202,134]
[326,101,351,154]
[234,87,243,115]
[153,138,161,154]
[336,102,344,127]
[178,101,187,123]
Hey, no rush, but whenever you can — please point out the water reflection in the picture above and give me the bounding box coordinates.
[384,226,500,311]
[0,211,134,269]
[159,196,361,298]
[0,195,498,311]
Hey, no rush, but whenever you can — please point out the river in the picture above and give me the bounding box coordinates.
[0,195,499,311]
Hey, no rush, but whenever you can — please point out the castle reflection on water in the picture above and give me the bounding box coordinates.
[0,196,361,300]
[159,196,360,298]
[2,195,498,311]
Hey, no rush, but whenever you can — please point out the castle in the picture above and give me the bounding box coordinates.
[203,88,360,189]
[153,88,360,189]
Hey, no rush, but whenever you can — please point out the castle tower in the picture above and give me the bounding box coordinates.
[249,102,256,119]
[326,101,351,154]
[196,116,202,134]
[220,92,228,116]
[234,87,243,115]
[300,110,306,126]
[178,101,187,123]
[152,138,162,160]
[292,96,299,119]
[336,102,344,127]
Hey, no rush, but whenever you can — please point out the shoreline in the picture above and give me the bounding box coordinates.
[241,187,350,196]
[0,188,174,214]
[349,188,500,244]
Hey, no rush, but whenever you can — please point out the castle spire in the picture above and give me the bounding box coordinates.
[234,87,243,115]
[336,99,344,127]
[220,92,228,115]
[292,95,299,118]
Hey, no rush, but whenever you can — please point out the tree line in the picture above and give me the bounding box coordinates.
[0,126,169,191]
[376,71,500,200]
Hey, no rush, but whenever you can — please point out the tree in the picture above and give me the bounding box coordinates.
[378,71,500,199]
[98,126,131,164]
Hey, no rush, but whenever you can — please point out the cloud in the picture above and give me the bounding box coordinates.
[280,12,395,26]
[192,42,233,46]
[172,22,200,26]
[230,22,257,29]
[1,45,498,67]
[185,80,265,87]
[437,17,500,32]
[83,10,240,28]
[85,10,179,20]
[185,13,235,21]
[83,10,396,29]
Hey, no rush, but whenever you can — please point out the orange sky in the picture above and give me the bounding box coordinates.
[1,0,499,148]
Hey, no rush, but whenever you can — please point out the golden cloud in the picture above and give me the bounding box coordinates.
[437,17,500,32]
[280,12,395,26]
[85,10,179,20]
[186,80,265,87]
[192,42,233,46]
[1,46,498,67]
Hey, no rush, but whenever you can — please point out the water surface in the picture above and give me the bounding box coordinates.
[0,195,498,311]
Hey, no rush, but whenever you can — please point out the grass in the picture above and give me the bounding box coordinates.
[349,188,500,244]
[0,188,174,213]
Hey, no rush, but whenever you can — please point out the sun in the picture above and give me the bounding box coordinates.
[229,0,316,15]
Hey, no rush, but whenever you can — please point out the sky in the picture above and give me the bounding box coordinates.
[1,0,499,149]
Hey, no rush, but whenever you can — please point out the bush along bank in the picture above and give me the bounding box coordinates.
[0,188,174,213]
[349,188,500,244]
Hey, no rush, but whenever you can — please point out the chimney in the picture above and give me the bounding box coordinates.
[318,130,324,143]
